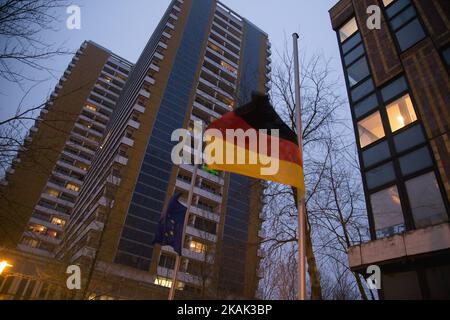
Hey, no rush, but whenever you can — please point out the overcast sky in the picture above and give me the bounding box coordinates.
[0,0,344,121]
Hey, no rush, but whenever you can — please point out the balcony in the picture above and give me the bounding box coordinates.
[144,75,155,85]
[139,88,150,99]
[114,154,128,166]
[194,186,222,203]
[193,101,221,119]
[127,119,140,130]
[121,136,134,147]
[186,225,217,243]
[133,103,146,114]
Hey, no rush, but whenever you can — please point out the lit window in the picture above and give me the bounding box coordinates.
[85,104,97,112]
[47,230,58,238]
[221,61,237,74]
[51,217,66,227]
[386,94,417,132]
[382,0,395,6]
[154,277,184,290]
[358,112,385,148]
[66,183,80,192]
[339,17,358,43]
[405,172,448,228]
[189,240,207,254]
[46,188,59,198]
[371,186,406,239]
[29,224,47,234]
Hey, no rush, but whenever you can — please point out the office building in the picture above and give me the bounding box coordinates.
[330,0,450,299]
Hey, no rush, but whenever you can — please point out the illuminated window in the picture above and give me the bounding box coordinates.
[22,237,39,248]
[46,188,59,198]
[85,104,97,112]
[382,0,395,6]
[66,183,80,192]
[51,217,66,227]
[371,186,405,239]
[386,94,417,132]
[47,230,58,238]
[221,61,237,74]
[29,224,47,234]
[77,163,88,171]
[339,17,358,43]
[189,240,207,254]
[358,112,385,148]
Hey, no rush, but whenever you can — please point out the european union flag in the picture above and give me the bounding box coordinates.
[153,193,187,255]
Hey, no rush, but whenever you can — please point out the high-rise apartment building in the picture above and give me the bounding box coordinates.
[60,0,270,299]
[0,41,132,257]
[330,0,450,299]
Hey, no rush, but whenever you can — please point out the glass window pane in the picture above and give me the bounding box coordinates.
[358,111,385,148]
[390,5,416,30]
[344,44,365,66]
[354,93,378,118]
[382,0,395,6]
[342,32,362,54]
[351,78,374,102]
[443,47,450,66]
[381,76,408,102]
[406,172,448,228]
[371,186,405,238]
[366,162,396,189]
[339,17,358,43]
[386,0,411,18]
[362,141,391,167]
[424,265,450,299]
[383,271,422,300]
[347,56,370,87]
[395,19,426,51]
[399,147,433,176]
[394,124,425,153]
[386,94,417,132]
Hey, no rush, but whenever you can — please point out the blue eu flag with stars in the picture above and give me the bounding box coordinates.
[153,193,187,255]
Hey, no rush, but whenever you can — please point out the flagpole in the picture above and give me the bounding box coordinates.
[168,123,202,300]
[292,33,306,301]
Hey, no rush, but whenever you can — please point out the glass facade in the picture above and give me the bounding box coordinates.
[336,9,448,241]
[115,0,216,270]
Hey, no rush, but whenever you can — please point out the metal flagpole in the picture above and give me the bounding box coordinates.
[168,122,202,300]
[168,163,198,300]
[292,33,307,301]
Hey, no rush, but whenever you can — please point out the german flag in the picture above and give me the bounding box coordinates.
[204,93,304,195]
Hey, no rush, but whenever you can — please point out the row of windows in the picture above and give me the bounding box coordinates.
[337,9,449,241]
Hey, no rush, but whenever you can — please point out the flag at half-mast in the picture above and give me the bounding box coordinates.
[204,93,305,195]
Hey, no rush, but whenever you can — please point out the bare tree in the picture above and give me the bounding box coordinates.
[0,0,71,85]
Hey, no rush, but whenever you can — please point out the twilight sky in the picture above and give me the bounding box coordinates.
[0,0,344,122]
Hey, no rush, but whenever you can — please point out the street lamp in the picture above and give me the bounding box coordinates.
[0,260,13,275]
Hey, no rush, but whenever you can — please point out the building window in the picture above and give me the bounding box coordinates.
[189,240,207,254]
[393,124,426,153]
[351,78,374,102]
[366,162,396,190]
[382,0,394,6]
[154,276,172,288]
[158,253,176,269]
[85,104,97,112]
[22,237,39,248]
[381,76,408,102]
[66,183,80,192]
[384,0,426,52]
[354,93,378,119]
[51,217,66,227]
[405,172,448,228]
[339,17,358,43]
[386,94,417,132]
[358,111,385,148]
[371,186,405,238]
[347,56,370,87]
[399,147,433,176]
[29,224,47,234]
[362,141,391,168]
[46,188,59,198]
[442,47,450,67]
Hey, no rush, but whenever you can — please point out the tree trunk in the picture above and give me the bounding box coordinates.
[305,213,322,300]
